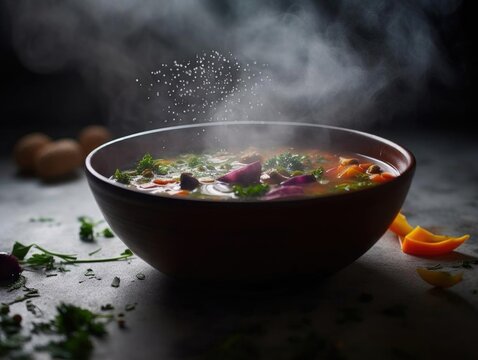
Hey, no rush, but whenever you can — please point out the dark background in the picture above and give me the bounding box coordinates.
[0,0,476,155]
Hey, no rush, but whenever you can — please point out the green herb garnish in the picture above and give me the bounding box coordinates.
[136,153,155,173]
[264,152,309,172]
[233,184,269,198]
[113,169,131,185]
[311,167,324,180]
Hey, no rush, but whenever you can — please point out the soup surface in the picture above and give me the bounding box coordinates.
[110,148,397,200]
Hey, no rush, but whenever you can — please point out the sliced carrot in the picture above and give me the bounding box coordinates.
[153,178,178,185]
[416,268,463,288]
[370,173,395,183]
[172,190,190,196]
[337,165,364,179]
[389,212,414,237]
[401,226,470,256]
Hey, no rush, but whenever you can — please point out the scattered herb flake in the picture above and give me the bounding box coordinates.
[29,217,54,223]
[88,248,102,256]
[101,228,114,238]
[78,216,96,242]
[125,303,137,312]
[100,304,114,311]
[7,275,27,292]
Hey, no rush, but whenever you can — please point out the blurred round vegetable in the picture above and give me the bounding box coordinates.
[0,252,22,285]
[13,132,52,172]
[78,125,112,157]
[35,139,83,180]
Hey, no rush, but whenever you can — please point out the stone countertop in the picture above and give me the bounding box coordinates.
[1,131,477,360]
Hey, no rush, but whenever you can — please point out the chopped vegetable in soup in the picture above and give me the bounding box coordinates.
[110,148,397,200]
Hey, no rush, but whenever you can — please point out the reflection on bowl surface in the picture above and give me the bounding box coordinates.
[86,122,415,283]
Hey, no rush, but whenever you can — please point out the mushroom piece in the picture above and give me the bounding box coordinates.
[339,157,359,166]
[180,173,200,190]
[366,164,382,174]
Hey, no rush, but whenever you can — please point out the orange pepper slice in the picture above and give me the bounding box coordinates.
[401,226,470,256]
[389,212,414,238]
[416,268,463,288]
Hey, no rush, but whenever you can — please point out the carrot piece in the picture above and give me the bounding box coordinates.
[389,212,414,237]
[416,268,463,288]
[401,226,470,256]
[359,163,373,171]
[153,178,178,185]
[370,173,394,183]
[337,165,364,179]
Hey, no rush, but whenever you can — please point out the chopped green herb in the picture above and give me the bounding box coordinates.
[0,304,31,359]
[7,275,27,293]
[35,303,112,360]
[111,277,120,288]
[25,300,42,318]
[29,217,54,223]
[233,184,269,198]
[78,217,96,242]
[125,303,137,312]
[335,181,374,192]
[136,153,155,173]
[114,169,131,185]
[78,217,115,241]
[264,152,309,172]
[101,228,114,238]
[88,248,102,256]
[311,167,324,179]
[155,165,169,175]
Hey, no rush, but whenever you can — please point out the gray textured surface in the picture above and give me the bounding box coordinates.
[1,131,478,359]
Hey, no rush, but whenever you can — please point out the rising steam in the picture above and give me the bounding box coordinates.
[5,0,461,133]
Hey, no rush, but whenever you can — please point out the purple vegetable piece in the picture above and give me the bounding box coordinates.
[0,252,22,285]
[180,173,200,190]
[281,174,316,186]
[263,186,304,200]
[217,161,262,185]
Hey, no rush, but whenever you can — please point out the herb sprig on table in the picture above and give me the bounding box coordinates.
[11,241,133,272]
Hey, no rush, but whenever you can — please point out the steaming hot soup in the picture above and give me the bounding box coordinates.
[110,148,397,200]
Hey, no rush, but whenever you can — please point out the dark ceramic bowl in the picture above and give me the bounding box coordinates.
[86,122,415,283]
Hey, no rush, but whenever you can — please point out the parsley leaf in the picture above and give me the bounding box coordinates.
[136,153,155,173]
[113,169,131,185]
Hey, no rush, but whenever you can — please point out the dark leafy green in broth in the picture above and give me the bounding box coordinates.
[110,148,397,200]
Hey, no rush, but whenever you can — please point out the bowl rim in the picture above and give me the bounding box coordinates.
[85,121,416,203]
